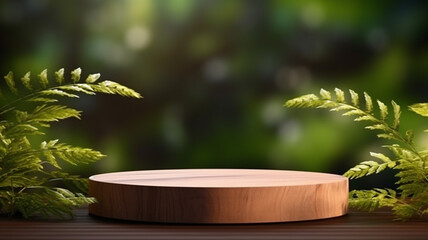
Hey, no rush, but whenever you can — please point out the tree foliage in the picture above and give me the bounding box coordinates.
[285,88,428,220]
[0,68,142,218]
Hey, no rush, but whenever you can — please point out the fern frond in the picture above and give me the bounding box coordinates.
[38,69,49,89]
[38,89,79,98]
[320,88,331,100]
[405,130,414,144]
[0,67,141,219]
[56,85,96,95]
[3,123,43,138]
[392,204,420,221]
[395,160,425,184]
[1,67,142,116]
[398,183,428,198]
[92,80,142,98]
[39,140,105,167]
[4,71,18,95]
[349,89,359,107]
[384,144,419,161]
[364,92,373,113]
[409,103,428,117]
[343,156,395,179]
[85,73,100,84]
[14,187,95,218]
[342,109,365,117]
[365,124,389,131]
[330,104,354,112]
[29,105,81,123]
[285,88,428,220]
[21,72,32,91]
[349,189,397,212]
[369,152,393,163]
[49,171,90,194]
[284,94,323,108]
[55,68,64,85]
[71,68,81,83]
[334,88,345,103]
[26,97,58,103]
[354,115,372,122]
[391,100,401,129]
[377,100,388,121]
[285,89,401,143]
[377,133,399,141]
[285,87,422,156]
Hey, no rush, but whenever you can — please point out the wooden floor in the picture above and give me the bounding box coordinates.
[1,208,427,240]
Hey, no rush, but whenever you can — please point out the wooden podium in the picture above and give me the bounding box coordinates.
[88,169,348,223]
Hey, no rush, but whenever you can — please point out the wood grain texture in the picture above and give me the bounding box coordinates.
[89,169,348,223]
[2,208,428,240]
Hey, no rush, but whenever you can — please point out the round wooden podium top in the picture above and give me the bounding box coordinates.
[89,169,345,188]
[89,169,348,224]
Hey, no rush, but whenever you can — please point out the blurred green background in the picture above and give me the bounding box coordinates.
[1,0,427,188]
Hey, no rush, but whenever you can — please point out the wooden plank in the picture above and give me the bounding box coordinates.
[89,169,348,223]
[1,208,427,240]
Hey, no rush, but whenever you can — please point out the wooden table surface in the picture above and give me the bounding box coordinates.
[1,208,427,240]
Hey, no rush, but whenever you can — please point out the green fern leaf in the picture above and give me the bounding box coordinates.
[365,124,389,131]
[71,68,82,83]
[39,89,79,98]
[349,189,397,212]
[386,188,397,198]
[376,133,399,141]
[26,97,58,103]
[93,80,142,98]
[4,123,42,138]
[29,105,81,124]
[4,71,18,95]
[42,142,105,166]
[57,85,96,95]
[405,130,414,144]
[349,89,359,107]
[375,163,387,174]
[354,115,373,122]
[377,99,388,120]
[49,171,90,194]
[320,88,331,100]
[285,88,427,221]
[342,109,365,117]
[284,94,321,108]
[330,104,354,112]
[398,183,428,198]
[38,69,49,89]
[55,68,64,85]
[370,152,392,163]
[317,100,338,109]
[85,73,100,84]
[41,140,60,168]
[21,72,32,90]
[392,204,419,220]
[409,103,428,117]
[364,92,373,113]
[344,160,392,179]
[0,67,142,219]
[14,188,95,219]
[391,100,401,130]
[395,163,424,185]
[334,88,345,103]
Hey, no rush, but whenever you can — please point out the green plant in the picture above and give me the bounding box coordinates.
[0,68,141,218]
[285,88,428,220]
